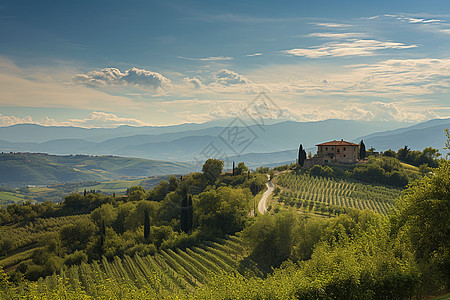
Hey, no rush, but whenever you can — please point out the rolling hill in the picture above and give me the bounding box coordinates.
[0,153,195,187]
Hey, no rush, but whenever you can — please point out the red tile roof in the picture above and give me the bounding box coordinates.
[316,140,358,146]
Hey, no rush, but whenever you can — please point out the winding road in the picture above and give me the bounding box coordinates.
[258,178,275,215]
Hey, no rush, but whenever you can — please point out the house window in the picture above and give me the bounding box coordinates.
[337,149,340,153]
[331,147,334,150]
[344,147,346,151]
[325,147,328,151]
[344,154,346,157]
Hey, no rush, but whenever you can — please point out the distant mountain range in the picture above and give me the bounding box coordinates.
[0,118,449,182]
[354,118,450,152]
[0,119,413,160]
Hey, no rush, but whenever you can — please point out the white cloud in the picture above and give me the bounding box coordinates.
[0,112,150,128]
[284,39,417,58]
[0,59,137,110]
[213,69,251,85]
[440,29,450,34]
[349,58,450,95]
[402,17,441,24]
[177,56,233,61]
[307,32,367,39]
[247,53,263,56]
[66,112,149,128]
[0,114,34,126]
[183,77,203,89]
[369,14,442,24]
[73,67,170,89]
[314,22,353,28]
[284,101,440,123]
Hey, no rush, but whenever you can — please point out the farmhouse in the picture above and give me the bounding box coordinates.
[316,140,358,163]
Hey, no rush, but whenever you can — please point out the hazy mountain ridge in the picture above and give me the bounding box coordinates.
[0,119,412,161]
[355,119,450,152]
[1,118,449,188]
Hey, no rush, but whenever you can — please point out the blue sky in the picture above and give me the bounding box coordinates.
[1,0,450,127]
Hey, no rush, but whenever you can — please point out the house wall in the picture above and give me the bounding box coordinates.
[317,145,358,163]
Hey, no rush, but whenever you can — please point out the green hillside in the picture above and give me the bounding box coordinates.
[0,157,448,299]
[0,153,195,187]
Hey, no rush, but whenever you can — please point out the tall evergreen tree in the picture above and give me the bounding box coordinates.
[99,220,106,255]
[232,161,235,176]
[180,193,188,233]
[144,208,151,240]
[187,194,193,233]
[298,144,302,165]
[298,144,306,166]
[359,140,366,160]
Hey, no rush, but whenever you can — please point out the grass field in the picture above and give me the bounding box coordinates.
[0,191,28,206]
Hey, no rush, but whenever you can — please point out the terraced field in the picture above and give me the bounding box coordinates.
[276,173,401,215]
[11,235,249,298]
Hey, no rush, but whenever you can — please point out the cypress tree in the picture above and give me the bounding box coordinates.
[99,220,106,255]
[232,161,235,176]
[144,208,150,240]
[180,193,188,233]
[359,140,366,160]
[187,194,193,233]
[298,144,306,166]
[84,189,87,196]
[298,144,302,165]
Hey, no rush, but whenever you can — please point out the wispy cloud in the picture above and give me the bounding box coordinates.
[0,112,150,128]
[402,17,441,24]
[283,39,417,58]
[367,14,443,24]
[177,56,233,61]
[246,53,263,56]
[314,22,353,28]
[66,112,150,128]
[307,32,367,39]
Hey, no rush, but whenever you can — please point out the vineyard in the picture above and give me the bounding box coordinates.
[7,235,249,298]
[0,215,90,270]
[275,172,401,215]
